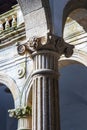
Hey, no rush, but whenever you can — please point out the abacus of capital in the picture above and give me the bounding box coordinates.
[16,34,74,130]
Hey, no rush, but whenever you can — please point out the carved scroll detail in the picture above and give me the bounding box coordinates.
[17,34,74,58]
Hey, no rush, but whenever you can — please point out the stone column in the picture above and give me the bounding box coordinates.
[32,50,60,130]
[17,34,74,130]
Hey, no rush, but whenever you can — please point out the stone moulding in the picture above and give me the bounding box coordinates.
[0,25,25,48]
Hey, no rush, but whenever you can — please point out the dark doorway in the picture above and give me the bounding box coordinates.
[0,83,18,130]
[59,64,87,130]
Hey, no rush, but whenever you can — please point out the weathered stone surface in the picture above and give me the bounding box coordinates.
[18,0,52,38]
[24,8,46,30]
[26,23,48,38]
[24,8,48,38]
[18,0,42,15]
[32,50,60,130]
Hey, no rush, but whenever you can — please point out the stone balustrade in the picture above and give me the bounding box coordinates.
[0,4,24,33]
[0,15,17,32]
[0,4,25,46]
[0,13,17,33]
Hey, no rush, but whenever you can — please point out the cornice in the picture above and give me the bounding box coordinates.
[0,25,25,48]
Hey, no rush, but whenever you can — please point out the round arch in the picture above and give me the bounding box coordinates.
[62,0,87,33]
[21,73,33,106]
[59,49,87,68]
[0,73,20,107]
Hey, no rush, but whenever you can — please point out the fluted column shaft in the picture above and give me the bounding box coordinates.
[32,50,60,130]
[17,31,74,130]
[17,116,32,130]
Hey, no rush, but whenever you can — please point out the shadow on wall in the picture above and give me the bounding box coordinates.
[0,84,17,130]
[59,64,87,130]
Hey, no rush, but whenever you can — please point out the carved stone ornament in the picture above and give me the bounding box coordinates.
[17,67,25,79]
[17,34,74,58]
[17,44,26,55]
[8,106,32,119]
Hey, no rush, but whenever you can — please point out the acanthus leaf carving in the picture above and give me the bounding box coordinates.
[17,34,74,58]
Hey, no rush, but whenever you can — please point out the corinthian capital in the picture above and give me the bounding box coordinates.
[17,34,74,58]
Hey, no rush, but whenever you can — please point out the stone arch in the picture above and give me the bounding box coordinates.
[59,49,87,68]
[17,0,87,37]
[20,73,33,106]
[62,0,87,33]
[63,2,87,68]
[0,72,20,107]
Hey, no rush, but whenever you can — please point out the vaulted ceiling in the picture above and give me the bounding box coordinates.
[0,0,17,14]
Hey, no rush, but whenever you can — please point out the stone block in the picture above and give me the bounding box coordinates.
[24,8,47,30]
[18,0,42,15]
[26,23,48,38]
[24,8,48,38]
